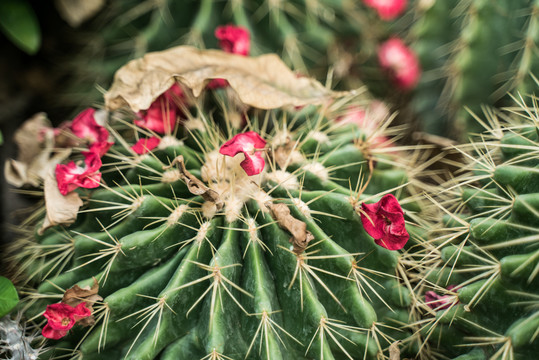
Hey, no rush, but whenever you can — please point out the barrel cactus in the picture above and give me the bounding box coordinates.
[416,95,539,359]
[6,44,432,359]
[410,0,539,137]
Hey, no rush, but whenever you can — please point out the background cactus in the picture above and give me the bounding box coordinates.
[63,0,413,108]
[415,94,539,359]
[6,44,435,359]
[410,0,539,138]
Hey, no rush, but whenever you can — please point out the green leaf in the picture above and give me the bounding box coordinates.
[0,130,3,146]
[0,276,19,318]
[0,0,41,55]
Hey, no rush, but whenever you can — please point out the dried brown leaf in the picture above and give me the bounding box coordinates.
[39,169,83,235]
[62,278,102,327]
[55,0,105,27]
[165,155,223,210]
[105,46,346,112]
[4,113,71,187]
[267,202,314,254]
[389,341,401,360]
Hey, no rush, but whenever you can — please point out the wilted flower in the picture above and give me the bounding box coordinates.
[425,285,458,311]
[42,302,91,340]
[70,108,109,144]
[135,83,184,134]
[55,152,102,195]
[360,194,409,250]
[378,38,421,90]
[219,131,266,176]
[131,137,161,155]
[364,0,408,20]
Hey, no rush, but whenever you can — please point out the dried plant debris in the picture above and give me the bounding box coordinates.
[5,113,71,188]
[105,46,347,112]
[165,155,223,210]
[39,170,83,235]
[267,202,314,254]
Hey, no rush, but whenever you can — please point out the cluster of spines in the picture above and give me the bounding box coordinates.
[0,315,41,360]
[413,96,539,359]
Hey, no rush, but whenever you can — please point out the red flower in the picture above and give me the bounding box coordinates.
[219,131,266,176]
[42,302,91,340]
[55,152,102,195]
[215,25,250,56]
[85,141,114,158]
[70,108,109,144]
[135,84,183,134]
[209,25,251,89]
[378,38,421,90]
[360,194,409,250]
[364,0,407,20]
[425,285,458,311]
[131,137,161,155]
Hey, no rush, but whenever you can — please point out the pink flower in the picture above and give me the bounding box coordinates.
[364,0,407,20]
[131,137,160,155]
[42,302,91,340]
[337,101,391,147]
[135,84,184,134]
[55,152,102,195]
[425,286,458,311]
[219,131,266,176]
[215,25,250,56]
[85,141,114,158]
[209,25,251,89]
[378,38,421,90]
[360,194,409,250]
[70,108,109,144]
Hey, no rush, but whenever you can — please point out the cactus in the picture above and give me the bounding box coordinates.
[416,94,539,359]
[62,0,413,108]
[6,44,434,359]
[410,0,539,138]
[0,315,41,360]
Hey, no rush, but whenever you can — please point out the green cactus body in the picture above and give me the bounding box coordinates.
[11,80,430,359]
[411,0,539,138]
[420,102,539,359]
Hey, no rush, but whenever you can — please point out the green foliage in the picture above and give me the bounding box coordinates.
[0,276,19,318]
[0,0,41,55]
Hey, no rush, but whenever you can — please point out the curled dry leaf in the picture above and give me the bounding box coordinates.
[55,0,105,27]
[165,155,223,210]
[39,170,83,235]
[266,202,314,255]
[105,46,347,112]
[389,341,401,360]
[4,113,71,188]
[62,278,102,327]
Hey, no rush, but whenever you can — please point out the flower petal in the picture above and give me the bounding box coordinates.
[215,25,250,56]
[42,324,68,340]
[378,38,421,90]
[70,108,109,144]
[55,152,102,195]
[131,137,161,155]
[363,0,407,20]
[240,152,265,176]
[360,194,409,250]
